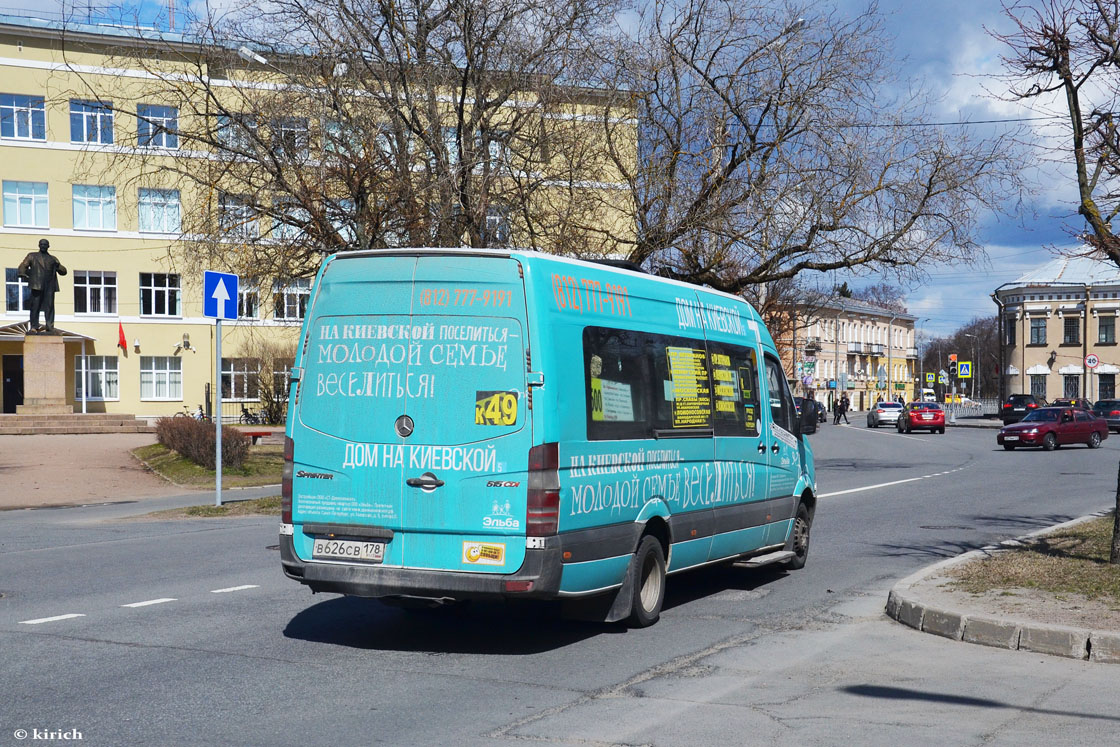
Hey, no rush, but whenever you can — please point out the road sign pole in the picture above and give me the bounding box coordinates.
[216,318,222,507]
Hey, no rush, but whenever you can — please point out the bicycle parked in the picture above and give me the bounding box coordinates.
[239,406,264,425]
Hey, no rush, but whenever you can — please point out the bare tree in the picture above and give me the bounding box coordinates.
[587,0,1023,292]
[62,0,625,281]
[994,0,1120,563]
[850,283,908,314]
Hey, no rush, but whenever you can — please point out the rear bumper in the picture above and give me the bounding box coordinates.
[280,533,565,599]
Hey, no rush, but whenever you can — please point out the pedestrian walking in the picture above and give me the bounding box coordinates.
[839,394,851,424]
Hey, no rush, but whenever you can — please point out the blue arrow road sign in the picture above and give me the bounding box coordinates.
[203,271,239,320]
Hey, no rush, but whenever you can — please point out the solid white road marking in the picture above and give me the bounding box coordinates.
[121,598,176,608]
[19,613,86,625]
[210,585,259,594]
[819,477,926,498]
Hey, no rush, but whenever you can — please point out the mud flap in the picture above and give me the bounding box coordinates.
[560,551,637,623]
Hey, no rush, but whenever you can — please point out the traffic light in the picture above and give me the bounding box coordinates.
[949,360,958,377]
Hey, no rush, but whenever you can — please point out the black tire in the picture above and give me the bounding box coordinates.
[627,535,666,628]
[1042,433,1057,451]
[1003,444,1015,450]
[784,502,811,570]
[866,419,873,428]
[938,427,946,434]
[1089,432,1102,449]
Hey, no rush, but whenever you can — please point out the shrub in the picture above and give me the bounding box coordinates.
[154,417,250,470]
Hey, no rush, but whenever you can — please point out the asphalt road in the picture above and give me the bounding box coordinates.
[2,418,1119,746]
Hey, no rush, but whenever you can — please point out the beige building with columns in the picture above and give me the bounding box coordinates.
[782,298,918,412]
[994,256,1120,402]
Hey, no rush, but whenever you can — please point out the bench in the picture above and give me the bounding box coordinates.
[242,430,272,445]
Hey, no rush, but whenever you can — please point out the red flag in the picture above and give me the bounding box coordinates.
[118,321,127,350]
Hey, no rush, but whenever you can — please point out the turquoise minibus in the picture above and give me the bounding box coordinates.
[280,249,818,626]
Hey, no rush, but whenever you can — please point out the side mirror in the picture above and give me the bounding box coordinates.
[798,402,818,436]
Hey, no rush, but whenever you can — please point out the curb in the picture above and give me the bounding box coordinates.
[885,511,1120,664]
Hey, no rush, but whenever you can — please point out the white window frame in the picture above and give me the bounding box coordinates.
[137,104,178,149]
[3,181,48,227]
[140,356,183,400]
[70,100,114,145]
[272,116,309,158]
[75,355,119,401]
[72,185,117,231]
[0,94,46,140]
[5,267,30,312]
[222,357,260,401]
[219,193,259,238]
[138,188,181,233]
[216,113,258,151]
[238,283,259,319]
[139,272,181,317]
[273,278,311,321]
[73,270,117,315]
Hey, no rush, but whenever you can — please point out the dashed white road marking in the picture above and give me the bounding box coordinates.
[121,598,176,608]
[819,466,970,498]
[19,613,86,625]
[210,585,259,594]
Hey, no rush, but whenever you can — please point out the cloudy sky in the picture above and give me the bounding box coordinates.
[0,0,1093,337]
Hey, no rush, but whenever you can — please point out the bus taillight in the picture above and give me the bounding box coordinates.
[527,442,559,536]
[282,436,294,524]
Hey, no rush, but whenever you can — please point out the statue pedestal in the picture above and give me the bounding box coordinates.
[18,334,72,414]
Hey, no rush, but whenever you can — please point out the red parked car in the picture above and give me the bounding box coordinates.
[997,407,1108,451]
[897,402,946,434]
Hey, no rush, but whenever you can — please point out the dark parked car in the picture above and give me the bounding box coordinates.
[1092,399,1120,432]
[1000,393,1048,424]
[897,402,945,434]
[794,397,827,424]
[997,407,1108,451]
[1051,397,1092,410]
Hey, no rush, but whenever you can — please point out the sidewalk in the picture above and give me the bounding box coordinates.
[886,513,1120,664]
[0,433,200,510]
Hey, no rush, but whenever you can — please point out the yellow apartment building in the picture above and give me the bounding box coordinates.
[0,13,632,420]
[994,256,1120,402]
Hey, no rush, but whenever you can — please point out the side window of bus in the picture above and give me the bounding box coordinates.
[708,342,761,437]
[764,355,794,432]
[583,326,714,440]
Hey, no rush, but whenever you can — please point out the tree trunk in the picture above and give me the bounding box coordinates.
[1112,457,1120,564]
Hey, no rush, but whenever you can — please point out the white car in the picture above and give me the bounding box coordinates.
[867,401,904,427]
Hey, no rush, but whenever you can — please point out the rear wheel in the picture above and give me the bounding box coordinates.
[1089,432,1102,449]
[627,535,666,628]
[938,427,946,434]
[784,502,811,570]
[1042,433,1057,451]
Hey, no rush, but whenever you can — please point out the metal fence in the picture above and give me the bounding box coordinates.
[217,400,287,426]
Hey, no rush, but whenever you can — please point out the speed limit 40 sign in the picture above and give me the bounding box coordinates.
[1086,353,1100,369]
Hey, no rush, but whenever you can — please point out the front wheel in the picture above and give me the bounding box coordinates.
[784,502,811,570]
[627,536,666,628]
[1042,433,1057,451]
[1089,432,1102,449]
[1003,444,1015,451]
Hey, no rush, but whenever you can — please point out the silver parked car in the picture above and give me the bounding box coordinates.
[867,401,904,428]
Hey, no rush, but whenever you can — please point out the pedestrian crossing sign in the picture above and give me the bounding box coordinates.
[958,361,972,378]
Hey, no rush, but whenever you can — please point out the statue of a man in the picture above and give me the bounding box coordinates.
[17,239,67,332]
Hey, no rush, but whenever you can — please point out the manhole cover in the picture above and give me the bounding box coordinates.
[920,525,972,530]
